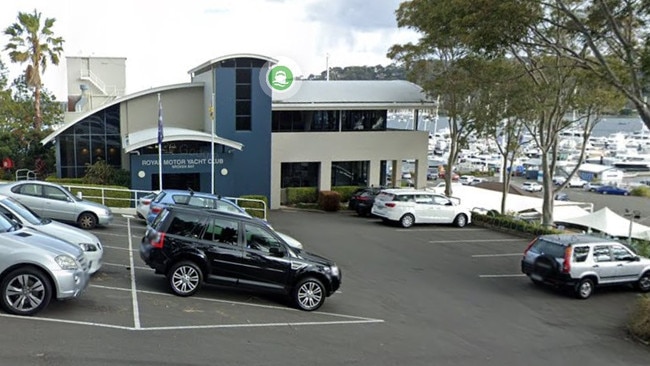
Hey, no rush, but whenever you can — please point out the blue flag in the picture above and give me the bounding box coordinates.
[157,94,163,146]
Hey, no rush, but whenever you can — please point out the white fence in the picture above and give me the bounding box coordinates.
[61,185,268,220]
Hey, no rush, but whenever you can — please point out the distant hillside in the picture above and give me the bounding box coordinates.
[305,64,406,80]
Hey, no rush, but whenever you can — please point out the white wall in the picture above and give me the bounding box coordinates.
[270,130,429,208]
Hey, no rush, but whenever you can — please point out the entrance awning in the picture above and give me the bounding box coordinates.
[123,127,243,153]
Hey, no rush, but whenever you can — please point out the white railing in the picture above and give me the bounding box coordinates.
[61,185,268,220]
[80,69,107,95]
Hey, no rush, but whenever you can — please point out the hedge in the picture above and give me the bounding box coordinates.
[631,186,650,198]
[238,194,268,219]
[285,187,318,205]
[331,186,362,202]
[472,212,561,236]
[628,295,650,344]
[318,191,341,211]
[61,184,132,208]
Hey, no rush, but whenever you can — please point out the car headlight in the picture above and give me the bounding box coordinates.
[79,243,98,252]
[55,255,79,270]
[330,265,340,277]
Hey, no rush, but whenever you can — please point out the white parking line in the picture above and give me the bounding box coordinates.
[397,228,485,232]
[126,217,141,329]
[96,232,143,239]
[103,262,153,271]
[102,245,139,252]
[472,253,522,258]
[479,274,526,278]
[430,239,523,243]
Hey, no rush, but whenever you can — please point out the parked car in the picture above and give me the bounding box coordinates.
[0,181,113,229]
[147,189,251,225]
[554,192,569,201]
[521,234,650,299]
[522,182,543,192]
[140,205,341,311]
[348,186,384,216]
[595,185,630,195]
[459,175,476,185]
[136,192,158,221]
[584,182,604,192]
[0,195,104,274]
[567,177,588,188]
[371,188,472,228]
[552,176,567,185]
[147,189,302,250]
[0,212,90,315]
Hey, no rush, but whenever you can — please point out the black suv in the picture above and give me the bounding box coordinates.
[348,186,384,216]
[140,206,341,311]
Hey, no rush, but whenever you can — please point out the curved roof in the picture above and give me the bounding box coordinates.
[123,127,243,152]
[272,80,437,110]
[41,83,203,145]
[187,53,278,76]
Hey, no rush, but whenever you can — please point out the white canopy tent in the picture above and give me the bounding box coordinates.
[556,207,650,240]
[436,185,592,221]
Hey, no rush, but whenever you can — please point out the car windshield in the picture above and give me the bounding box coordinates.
[0,212,19,232]
[1,197,44,225]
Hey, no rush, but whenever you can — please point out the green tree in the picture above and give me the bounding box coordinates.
[4,9,64,130]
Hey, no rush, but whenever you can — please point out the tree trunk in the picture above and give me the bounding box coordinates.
[541,151,554,227]
[34,84,42,130]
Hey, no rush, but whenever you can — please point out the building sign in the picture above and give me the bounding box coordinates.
[131,153,227,173]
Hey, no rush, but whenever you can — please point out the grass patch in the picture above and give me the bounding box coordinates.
[628,294,650,344]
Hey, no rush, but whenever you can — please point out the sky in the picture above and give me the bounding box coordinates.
[0,0,418,101]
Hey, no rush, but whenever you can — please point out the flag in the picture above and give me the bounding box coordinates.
[157,93,163,146]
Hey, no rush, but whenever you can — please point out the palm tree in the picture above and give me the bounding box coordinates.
[4,9,64,130]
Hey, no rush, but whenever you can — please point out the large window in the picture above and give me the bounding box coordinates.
[58,104,122,178]
[272,111,339,132]
[332,161,369,186]
[235,68,252,131]
[281,162,319,188]
[341,110,387,131]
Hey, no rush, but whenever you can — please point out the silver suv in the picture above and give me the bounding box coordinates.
[521,234,650,299]
[0,213,90,315]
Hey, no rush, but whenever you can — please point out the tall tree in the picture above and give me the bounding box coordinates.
[4,9,64,130]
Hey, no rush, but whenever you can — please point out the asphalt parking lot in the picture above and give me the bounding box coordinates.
[1,209,649,365]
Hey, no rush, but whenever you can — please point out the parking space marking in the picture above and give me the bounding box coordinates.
[430,239,523,244]
[103,262,152,271]
[479,274,526,278]
[127,217,141,329]
[396,228,485,232]
[0,313,133,330]
[102,245,139,252]
[97,233,143,239]
[472,253,522,258]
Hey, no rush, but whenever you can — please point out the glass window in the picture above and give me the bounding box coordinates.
[572,246,589,263]
[244,224,282,253]
[530,239,566,259]
[236,69,252,83]
[236,85,251,99]
[332,161,369,186]
[432,195,449,205]
[203,217,239,245]
[236,116,251,131]
[612,244,635,261]
[593,245,612,262]
[16,184,41,196]
[43,186,69,201]
[281,162,319,188]
[166,213,207,238]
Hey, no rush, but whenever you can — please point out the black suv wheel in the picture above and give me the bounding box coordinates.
[293,277,325,311]
[168,261,203,297]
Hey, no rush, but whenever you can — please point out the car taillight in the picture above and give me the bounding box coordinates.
[151,232,166,249]
[385,202,396,208]
[523,238,536,256]
[357,196,369,201]
[142,199,152,204]
[151,206,162,214]
[562,246,572,273]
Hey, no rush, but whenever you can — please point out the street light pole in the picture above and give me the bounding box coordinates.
[625,209,641,245]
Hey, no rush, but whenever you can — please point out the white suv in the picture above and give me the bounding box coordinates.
[371,189,472,228]
[522,182,543,192]
[521,234,650,299]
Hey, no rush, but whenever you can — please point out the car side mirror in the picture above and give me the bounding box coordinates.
[269,246,286,258]
[633,256,641,262]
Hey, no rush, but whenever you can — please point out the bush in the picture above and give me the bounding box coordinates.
[46,177,84,185]
[631,186,650,198]
[628,295,650,343]
[286,187,318,205]
[63,184,132,208]
[238,195,268,219]
[318,191,341,212]
[332,186,362,202]
[472,212,561,236]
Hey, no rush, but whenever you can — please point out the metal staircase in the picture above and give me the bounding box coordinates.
[80,69,107,95]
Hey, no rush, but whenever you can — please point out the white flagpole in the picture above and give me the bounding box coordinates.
[210,92,215,194]
[157,93,163,190]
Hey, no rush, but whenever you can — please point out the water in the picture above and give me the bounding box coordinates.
[387,115,648,137]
